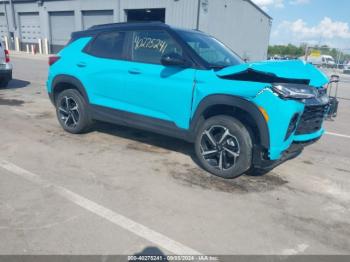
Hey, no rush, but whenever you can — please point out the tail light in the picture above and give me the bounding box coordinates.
[49,56,60,66]
[5,50,10,63]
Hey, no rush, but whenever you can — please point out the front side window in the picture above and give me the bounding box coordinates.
[130,30,183,64]
[87,31,126,59]
[176,30,243,69]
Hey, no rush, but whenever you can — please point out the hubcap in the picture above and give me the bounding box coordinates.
[200,125,240,171]
[58,96,80,128]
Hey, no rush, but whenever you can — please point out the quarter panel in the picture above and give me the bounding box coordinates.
[47,37,92,94]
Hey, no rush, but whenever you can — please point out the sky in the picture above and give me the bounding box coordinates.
[251,0,350,50]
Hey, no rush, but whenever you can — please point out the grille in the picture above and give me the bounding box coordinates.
[296,105,329,135]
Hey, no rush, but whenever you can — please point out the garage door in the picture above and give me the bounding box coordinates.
[49,11,75,53]
[19,12,41,43]
[0,13,8,41]
[82,10,113,30]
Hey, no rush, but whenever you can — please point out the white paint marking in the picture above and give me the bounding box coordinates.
[325,132,350,139]
[0,159,201,255]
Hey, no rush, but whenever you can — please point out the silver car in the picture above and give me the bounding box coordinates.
[0,42,12,88]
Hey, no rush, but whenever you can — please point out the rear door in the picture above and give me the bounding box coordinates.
[78,30,130,108]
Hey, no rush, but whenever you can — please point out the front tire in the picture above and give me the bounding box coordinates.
[194,115,252,179]
[55,89,92,134]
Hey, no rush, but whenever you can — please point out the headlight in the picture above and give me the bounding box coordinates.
[271,83,317,99]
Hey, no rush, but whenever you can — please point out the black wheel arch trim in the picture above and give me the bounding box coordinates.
[50,74,89,104]
[190,94,270,149]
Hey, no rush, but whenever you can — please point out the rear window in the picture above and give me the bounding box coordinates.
[86,31,126,59]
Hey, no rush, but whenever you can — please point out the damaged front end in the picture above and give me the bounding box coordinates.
[216,59,338,169]
[216,59,336,119]
[216,59,330,87]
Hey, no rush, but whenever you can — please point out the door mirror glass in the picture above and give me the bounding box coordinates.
[161,53,187,67]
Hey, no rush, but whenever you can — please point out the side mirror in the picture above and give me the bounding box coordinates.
[161,53,188,67]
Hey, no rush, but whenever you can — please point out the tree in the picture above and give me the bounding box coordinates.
[268,44,349,62]
[268,44,304,57]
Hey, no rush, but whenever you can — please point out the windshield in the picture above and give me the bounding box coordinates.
[176,30,243,69]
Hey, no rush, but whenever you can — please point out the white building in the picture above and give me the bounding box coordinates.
[0,0,272,60]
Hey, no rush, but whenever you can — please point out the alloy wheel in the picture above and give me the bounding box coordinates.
[58,96,80,128]
[200,125,240,171]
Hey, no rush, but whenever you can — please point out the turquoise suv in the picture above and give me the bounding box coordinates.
[47,22,333,179]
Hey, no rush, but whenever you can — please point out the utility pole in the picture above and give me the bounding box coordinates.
[336,48,342,70]
[304,45,309,61]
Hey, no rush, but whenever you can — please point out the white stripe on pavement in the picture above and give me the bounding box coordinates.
[325,132,350,139]
[0,159,201,255]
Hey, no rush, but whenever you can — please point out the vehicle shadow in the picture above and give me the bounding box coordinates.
[92,122,288,193]
[93,121,271,175]
[93,121,195,157]
[5,79,31,89]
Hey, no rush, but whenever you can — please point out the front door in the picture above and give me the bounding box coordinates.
[120,29,196,129]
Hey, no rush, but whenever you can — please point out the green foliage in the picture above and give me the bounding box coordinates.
[268,44,304,57]
[268,44,350,62]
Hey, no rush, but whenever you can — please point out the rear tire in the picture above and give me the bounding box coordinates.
[55,89,92,134]
[194,115,252,179]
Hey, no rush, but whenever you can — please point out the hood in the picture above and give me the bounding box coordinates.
[216,60,329,87]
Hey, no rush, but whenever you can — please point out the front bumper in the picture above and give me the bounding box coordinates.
[252,89,330,161]
[253,137,320,170]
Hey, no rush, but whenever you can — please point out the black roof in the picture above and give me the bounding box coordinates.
[71,21,173,40]
[89,21,168,30]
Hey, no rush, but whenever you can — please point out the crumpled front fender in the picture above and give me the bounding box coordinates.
[216,60,329,87]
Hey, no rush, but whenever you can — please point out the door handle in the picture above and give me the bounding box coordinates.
[77,62,87,68]
[128,69,141,75]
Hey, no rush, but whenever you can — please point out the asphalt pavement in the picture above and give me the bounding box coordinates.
[0,55,350,255]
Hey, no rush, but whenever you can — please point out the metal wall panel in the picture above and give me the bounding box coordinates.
[119,0,198,29]
[198,0,271,61]
[49,11,75,53]
[6,0,271,57]
[82,10,113,30]
[0,13,8,41]
[19,12,41,43]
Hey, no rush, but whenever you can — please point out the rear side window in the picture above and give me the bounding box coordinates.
[87,31,126,59]
[130,30,182,64]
